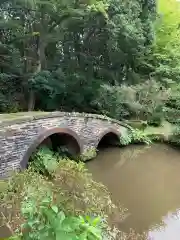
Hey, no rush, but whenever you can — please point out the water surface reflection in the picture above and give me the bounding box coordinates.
[86,144,180,239]
[148,209,180,240]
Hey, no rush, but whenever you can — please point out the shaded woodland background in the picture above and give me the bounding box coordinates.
[1,0,180,126]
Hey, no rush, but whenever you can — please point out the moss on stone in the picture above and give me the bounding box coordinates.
[125,120,147,130]
[0,111,132,130]
[0,180,8,193]
[0,111,49,121]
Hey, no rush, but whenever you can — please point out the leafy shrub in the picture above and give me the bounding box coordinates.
[131,129,152,144]
[29,147,59,178]
[119,132,132,146]
[126,120,147,130]
[120,129,152,146]
[168,124,180,145]
[80,147,97,161]
[152,0,180,84]
[1,157,127,239]
[57,146,74,159]
[94,80,170,123]
[92,84,131,120]
[2,171,146,240]
[132,80,170,122]
[9,190,102,240]
[164,83,180,123]
[0,73,24,113]
[166,85,180,110]
[1,147,148,240]
[147,110,163,127]
[163,107,180,124]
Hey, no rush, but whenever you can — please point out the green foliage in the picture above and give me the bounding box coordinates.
[12,191,102,240]
[93,84,130,119]
[104,0,156,84]
[120,129,152,146]
[1,152,126,239]
[147,109,163,127]
[131,129,152,144]
[119,133,132,146]
[0,0,156,113]
[80,147,97,161]
[29,147,59,178]
[151,0,180,82]
[162,107,180,124]
[131,80,170,122]
[168,124,180,145]
[0,73,23,113]
[95,80,170,122]
[126,120,147,130]
[1,154,147,240]
[0,180,8,193]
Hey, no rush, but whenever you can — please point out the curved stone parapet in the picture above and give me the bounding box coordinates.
[0,111,130,178]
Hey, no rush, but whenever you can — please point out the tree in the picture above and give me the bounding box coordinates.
[99,0,156,85]
[151,0,180,82]
[0,0,157,114]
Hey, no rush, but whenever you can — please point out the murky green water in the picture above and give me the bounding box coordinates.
[86,144,180,239]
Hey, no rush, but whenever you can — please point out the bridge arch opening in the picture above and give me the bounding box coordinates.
[97,129,120,149]
[21,128,83,169]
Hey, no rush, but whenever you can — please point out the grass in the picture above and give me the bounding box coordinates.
[144,121,175,140]
[120,120,175,146]
[0,111,51,123]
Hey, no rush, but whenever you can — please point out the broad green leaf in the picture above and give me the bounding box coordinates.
[57,211,66,223]
[86,225,102,238]
[79,216,85,224]
[42,197,51,204]
[6,236,21,240]
[78,232,88,240]
[55,231,77,240]
[60,217,80,232]
[91,217,101,226]
[51,205,58,213]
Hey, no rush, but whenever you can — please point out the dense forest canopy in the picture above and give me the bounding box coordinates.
[0,0,180,125]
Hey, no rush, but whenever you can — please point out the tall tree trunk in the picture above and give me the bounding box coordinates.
[27,33,47,111]
[28,90,35,111]
[28,36,41,111]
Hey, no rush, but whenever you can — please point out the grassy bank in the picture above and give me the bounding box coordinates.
[123,120,179,146]
[144,121,175,140]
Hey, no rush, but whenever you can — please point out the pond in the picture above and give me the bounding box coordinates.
[86,144,180,239]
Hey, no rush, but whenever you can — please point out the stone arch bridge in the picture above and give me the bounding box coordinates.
[0,112,130,178]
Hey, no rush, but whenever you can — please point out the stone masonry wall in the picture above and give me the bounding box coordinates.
[0,112,130,178]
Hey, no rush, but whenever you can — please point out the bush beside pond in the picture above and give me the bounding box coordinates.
[121,121,180,147]
[167,124,180,146]
[119,129,153,146]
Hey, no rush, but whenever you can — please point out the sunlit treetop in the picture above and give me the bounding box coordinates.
[155,0,180,48]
